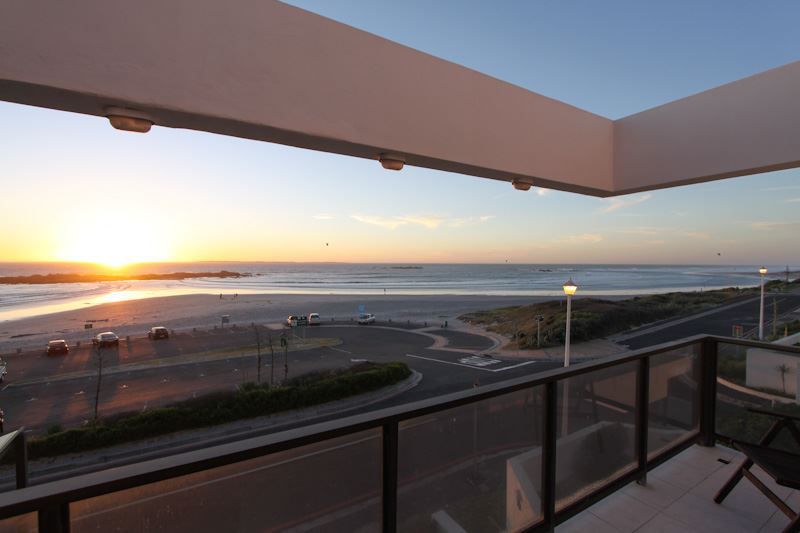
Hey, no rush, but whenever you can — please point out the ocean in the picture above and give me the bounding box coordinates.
[0,262,786,322]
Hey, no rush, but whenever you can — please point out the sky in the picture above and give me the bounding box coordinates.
[1,1,799,267]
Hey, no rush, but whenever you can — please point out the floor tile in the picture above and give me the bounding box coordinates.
[635,513,704,533]
[588,491,659,533]
[758,490,800,533]
[556,509,621,533]
[623,476,687,510]
[662,491,763,533]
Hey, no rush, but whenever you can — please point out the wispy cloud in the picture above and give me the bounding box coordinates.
[598,193,652,214]
[786,198,800,203]
[617,226,667,236]
[313,214,335,220]
[350,214,495,230]
[350,215,407,230]
[448,215,496,228]
[557,233,604,244]
[684,231,710,239]
[762,186,800,192]
[752,221,800,230]
[398,215,444,229]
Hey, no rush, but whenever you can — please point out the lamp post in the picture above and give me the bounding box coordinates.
[759,266,767,340]
[563,278,578,367]
[561,278,578,437]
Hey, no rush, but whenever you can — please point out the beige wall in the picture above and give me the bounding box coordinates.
[614,62,800,194]
[1,0,797,197]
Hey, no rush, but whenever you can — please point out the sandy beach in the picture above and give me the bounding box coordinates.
[0,293,556,352]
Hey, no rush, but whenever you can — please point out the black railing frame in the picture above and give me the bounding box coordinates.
[0,334,797,532]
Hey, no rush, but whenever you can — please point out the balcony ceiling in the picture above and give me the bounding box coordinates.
[1,0,798,197]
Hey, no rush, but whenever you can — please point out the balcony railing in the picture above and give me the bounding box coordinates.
[0,335,797,532]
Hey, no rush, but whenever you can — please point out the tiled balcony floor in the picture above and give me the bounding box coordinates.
[557,444,799,533]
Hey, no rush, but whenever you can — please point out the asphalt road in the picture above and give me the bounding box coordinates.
[619,293,800,349]
[68,376,640,533]
[1,325,558,434]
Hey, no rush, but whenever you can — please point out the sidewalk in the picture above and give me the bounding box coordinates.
[490,338,629,362]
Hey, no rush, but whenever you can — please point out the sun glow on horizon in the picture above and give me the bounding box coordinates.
[54,211,173,269]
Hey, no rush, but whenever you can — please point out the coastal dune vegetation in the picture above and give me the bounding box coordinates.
[460,281,798,349]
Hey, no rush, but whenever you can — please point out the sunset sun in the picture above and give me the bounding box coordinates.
[55,213,172,268]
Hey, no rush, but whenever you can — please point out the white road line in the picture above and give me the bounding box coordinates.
[328,346,352,354]
[407,353,538,373]
[493,360,539,372]
[406,353,498,372]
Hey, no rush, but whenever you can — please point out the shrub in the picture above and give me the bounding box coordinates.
[26,362,411,460]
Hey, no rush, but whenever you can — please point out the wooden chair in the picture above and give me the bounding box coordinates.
[714,408,800,533]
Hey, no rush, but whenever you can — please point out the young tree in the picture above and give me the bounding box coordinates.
[93,346,105,423]
[267,333,275,387]
[776,363,792,395]
[281,332,289,384]
[252,324,263,384]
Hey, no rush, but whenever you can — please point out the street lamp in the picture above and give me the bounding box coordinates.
[563,278,578,367]
[759,266,768,340]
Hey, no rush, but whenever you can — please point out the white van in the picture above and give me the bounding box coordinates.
[308,313,321,325]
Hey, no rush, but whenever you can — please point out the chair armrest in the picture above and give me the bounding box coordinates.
[747,407,800,422]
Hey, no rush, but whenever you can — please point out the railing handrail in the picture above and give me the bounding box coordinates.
[0,334,795,521]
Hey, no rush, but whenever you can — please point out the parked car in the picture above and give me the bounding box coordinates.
[92,331,120,348]
[148,326,169,340]
[357,313,375,325]
[0,359,6,382]
[46,339,70,356]
[308,313,321,326]
[286,315,308,327]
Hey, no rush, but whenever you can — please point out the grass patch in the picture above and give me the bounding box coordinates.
[23,362,411,460]
[460,287,751,349]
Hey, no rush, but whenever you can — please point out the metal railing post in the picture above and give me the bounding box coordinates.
[541,382,557,531]
[699,338,718,447]
[14,430,28,489]
[636,358,650,485]
[382,421,398,533]
[38,503,69,533]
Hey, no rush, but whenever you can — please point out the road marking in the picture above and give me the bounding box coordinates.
[458,355,501,367]
[406,353,499,372]
[75,390,85,395]
[350,358,368,363]
[329,346,352,354]
[120,384,128,390]
[0,385,7,392]
[407,353,538,373]
[26,397,37,402]
[492,360,539,372]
